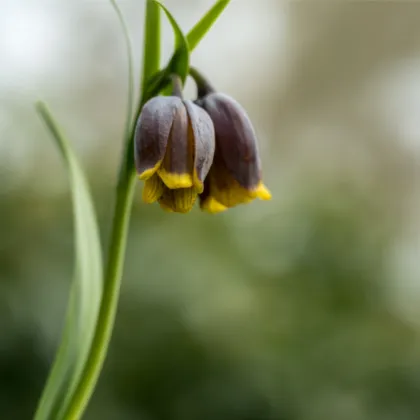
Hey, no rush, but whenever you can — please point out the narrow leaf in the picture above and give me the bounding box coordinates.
[153,0,189,84]
[110,0,135,139]
[187,0,230,52]
[34,102,103,420]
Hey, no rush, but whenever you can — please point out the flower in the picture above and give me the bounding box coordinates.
[195,92,271,213]
[134,95,215,213]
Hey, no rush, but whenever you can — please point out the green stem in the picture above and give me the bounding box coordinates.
[142,0,161,93]
[63,172,136,420]
[62,85,163,418]
[171,74,183,98]
[62,1,162,419]
[189,66,216,98]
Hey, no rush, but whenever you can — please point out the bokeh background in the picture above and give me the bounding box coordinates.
[2,1,420,419]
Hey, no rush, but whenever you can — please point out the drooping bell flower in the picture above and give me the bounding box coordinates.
[134,75,215,213]
[191,68,271,213]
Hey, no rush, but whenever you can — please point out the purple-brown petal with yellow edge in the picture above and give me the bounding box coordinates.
[134,96,183,181]
[157,103,193,189]
[204,153,270,208]
[184,101,215,194]
[134,73,217,214]
[198,93,261,188]
[197,92,271,208]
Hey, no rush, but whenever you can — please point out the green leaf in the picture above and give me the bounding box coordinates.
[34,102,103,420]
[187,0,231,52]
[143,1,231,98]
[153,0,189,84]
[110,0,135,141]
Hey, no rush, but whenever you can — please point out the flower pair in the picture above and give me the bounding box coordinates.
[134,72,271,213]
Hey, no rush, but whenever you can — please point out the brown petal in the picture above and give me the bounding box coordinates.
[199,93,261,190]
[157,101,193,189]
[199,151,271,209]
[184,101,215,193]
[134,96,183,180]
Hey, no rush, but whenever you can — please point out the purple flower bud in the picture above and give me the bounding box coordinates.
[134,95,215,213]
[196,92,271,213]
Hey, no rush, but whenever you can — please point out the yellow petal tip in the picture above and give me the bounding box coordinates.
[158,169,193,189]
[200,197,228,214]
[193,172,204,194]
[256,183,272,201]
[139,161,161,181]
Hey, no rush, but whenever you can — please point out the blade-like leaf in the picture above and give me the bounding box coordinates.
[34,102,103,420]
[187,0,230,52]
[144,1,231,97]
[153,0,189,84]
[110,0,135,140]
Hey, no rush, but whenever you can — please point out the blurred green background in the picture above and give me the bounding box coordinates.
[2,1,420,419]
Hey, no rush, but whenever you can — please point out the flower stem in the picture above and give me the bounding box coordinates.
[63,171,137,420]
[189,66,215,98]
[171,74,184,98]
[142,0,161,93]
[61,1,162,419]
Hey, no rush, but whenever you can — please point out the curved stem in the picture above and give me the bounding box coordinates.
[63,82,164,419]
[189,66,216,98]
[63,172,136,420]
[61,2,162,419]
[171,74,184,98]
[56,0,233,417]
